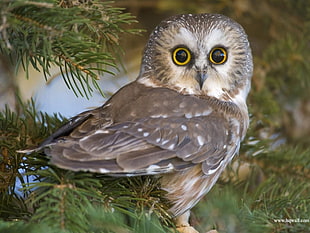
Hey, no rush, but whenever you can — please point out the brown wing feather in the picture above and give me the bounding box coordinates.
[42,81,244,176]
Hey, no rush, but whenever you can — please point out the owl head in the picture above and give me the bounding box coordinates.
[139,13,253,105]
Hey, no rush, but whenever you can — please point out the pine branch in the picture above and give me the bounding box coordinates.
[0,0,141,98]
[24,166,173,231]
[0,99,65,220]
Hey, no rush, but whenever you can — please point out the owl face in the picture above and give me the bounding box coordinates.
[139,14,253,104]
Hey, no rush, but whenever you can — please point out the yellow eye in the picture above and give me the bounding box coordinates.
[209,47,227,64]
[172,47,191,66]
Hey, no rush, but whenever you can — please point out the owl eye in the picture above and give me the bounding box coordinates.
[209,47,227,65]
[172,47,191,66]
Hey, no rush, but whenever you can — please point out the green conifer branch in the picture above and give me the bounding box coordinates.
[0,0,141,98]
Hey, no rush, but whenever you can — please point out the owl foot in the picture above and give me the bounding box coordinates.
[176,225,218,233]
[176,224,199,233]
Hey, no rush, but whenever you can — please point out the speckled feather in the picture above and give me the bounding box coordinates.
[28,13,253,222]
[43,82,245,177]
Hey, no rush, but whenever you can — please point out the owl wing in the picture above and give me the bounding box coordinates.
[41,82,244,176]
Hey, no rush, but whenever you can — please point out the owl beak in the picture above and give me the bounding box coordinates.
[196,71,208,89]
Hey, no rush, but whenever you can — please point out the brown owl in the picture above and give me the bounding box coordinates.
[23,13,253,233]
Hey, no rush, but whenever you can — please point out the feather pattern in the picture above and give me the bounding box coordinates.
[39,82,246,178]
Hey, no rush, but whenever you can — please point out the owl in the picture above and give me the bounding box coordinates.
[25,13,253,233]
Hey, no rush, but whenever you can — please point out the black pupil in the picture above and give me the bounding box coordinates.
[176,50,188,63]
[212,49,225,63]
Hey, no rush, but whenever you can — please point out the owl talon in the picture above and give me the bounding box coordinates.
[176,226,218,233]
[176,225,199,233]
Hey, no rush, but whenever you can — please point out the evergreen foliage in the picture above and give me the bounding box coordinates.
[0,0,140,98]
[0,0,309,233]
